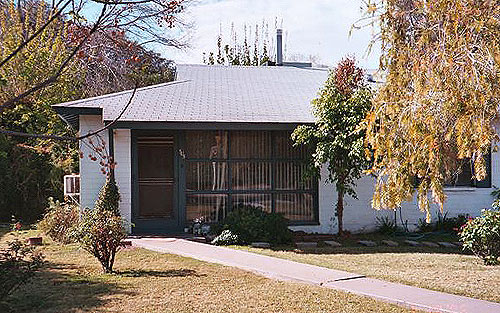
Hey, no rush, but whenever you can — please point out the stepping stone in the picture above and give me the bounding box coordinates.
[381,240,399,247]
[404,240,421,247]
[421,241,439,248]
[296,242,318,249]
[358,240,377,247]
[251,242,271,249]
[438,242,457,248]
[324,240,342,247]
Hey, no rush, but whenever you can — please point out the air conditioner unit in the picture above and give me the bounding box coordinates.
[64,174,80,197]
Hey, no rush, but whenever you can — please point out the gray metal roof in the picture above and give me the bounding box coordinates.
[53,64,330,124]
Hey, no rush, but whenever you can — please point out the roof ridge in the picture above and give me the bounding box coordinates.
[52,80,191,108]
[177,63,329,72]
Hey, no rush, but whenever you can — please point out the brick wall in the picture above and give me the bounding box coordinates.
[291,146,500,234]
[113,129,132,230]
[79,116,132,231]
[79,114,497,235]
[79,115,108,210]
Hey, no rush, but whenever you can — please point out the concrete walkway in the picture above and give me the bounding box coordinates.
[130,238,500,313]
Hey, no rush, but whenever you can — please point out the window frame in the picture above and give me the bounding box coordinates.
[444,151,492,188]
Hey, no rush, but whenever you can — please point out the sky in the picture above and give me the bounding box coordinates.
[162,0,381,69]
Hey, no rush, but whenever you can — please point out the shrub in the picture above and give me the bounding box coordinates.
[0,239,44,302]
[213,204,292,245]
[95,177,121,216]
[417,211,469,233]
[211,230,240,246]
[376,216,398,235]
[459,209,500,265]
[38,197,79,244]
[71,208,127,273]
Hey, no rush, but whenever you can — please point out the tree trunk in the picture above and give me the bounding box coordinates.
[336,189,344,235]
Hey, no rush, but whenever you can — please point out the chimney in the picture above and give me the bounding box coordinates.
[276,29,283,66]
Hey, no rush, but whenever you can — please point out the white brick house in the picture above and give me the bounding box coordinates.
[53,64,496,235]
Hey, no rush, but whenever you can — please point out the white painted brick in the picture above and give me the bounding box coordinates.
[113,129,132,229]
[79,117,132,232]
[292,139,500,235]
[80,115,498,235]
[79,115,108,210]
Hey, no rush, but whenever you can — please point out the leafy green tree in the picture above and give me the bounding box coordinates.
[0,0,178,222]
[0,0,79,222]
[292,57,372,234]
[361,1,500,220]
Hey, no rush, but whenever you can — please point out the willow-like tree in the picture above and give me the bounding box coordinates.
[361,1,500,221]
[292,57,372,234]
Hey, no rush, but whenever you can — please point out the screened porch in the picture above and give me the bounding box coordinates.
[184,130,318,225]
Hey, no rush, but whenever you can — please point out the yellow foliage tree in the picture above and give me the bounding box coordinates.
[362,0,500,221]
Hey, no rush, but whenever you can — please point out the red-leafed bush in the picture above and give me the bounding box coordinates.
[71,208,127,273]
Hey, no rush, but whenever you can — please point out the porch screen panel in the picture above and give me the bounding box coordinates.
[232,193,272,213]
[184,130,318,224]
[186,194,227,223]
[275,162,312,190]
[275,193,315,221]
[231,162,272,190]
[186,162,227,191]
[185,130,228,159]
[275,131,309,159]
[230,131,272,158]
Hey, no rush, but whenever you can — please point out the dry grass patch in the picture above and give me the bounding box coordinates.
[234,243,500,303]
[1,229,419,313]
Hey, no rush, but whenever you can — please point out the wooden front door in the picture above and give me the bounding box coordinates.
[133,134,180,234]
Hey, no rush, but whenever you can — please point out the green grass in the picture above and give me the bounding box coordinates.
[0,229,421,313]
[232,232,500,303]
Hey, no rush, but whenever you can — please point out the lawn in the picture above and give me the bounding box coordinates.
[0,229,421,313]
[233,233,500,303]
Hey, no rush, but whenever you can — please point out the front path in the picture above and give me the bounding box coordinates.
[130,238,500,313]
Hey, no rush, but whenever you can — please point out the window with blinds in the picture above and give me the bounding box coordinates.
[184,130,317,224]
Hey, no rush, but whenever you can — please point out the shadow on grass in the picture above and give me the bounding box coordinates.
[0,225,12,239]
[3,262,135,313]
[118,268,206,278]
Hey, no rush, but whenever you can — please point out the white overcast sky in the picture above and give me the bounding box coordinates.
[161,0,381,69]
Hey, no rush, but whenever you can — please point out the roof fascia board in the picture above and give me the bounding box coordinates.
[109,121,313,130]
[53,107,102,116]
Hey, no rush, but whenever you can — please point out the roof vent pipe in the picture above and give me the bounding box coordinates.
[276,29,283,66]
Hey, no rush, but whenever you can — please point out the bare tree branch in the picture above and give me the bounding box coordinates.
[0,83,137,141]
[92,0,155,4]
